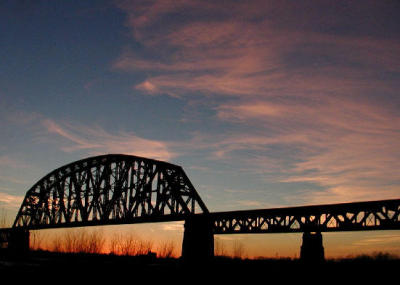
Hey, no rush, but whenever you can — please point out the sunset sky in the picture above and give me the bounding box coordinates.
[1,1,400,258]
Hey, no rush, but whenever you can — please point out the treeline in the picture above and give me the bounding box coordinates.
[29,230,246,259]
[30,228,246,259]
[30,229,176,258]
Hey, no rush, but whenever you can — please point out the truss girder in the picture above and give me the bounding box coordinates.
[13,154,208,229]
[211,199,400,234]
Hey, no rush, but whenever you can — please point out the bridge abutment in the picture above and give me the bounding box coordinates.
[0,228,30,253]
[182,215,214,263]
[300,232,324,262]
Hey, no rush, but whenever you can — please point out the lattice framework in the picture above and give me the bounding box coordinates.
[13,154,208,229]
[212,199,400,234]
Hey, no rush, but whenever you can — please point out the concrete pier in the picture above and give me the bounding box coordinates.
[182,215,214,263]
[300,232,325,262]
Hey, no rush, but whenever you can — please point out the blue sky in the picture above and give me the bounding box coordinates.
[1,0,400,256]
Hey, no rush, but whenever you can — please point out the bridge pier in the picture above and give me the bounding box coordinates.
[182,215,214,263]
[300,232,324,262]
[0,228,30,253]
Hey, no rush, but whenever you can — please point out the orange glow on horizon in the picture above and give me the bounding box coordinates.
[28,225,400,260]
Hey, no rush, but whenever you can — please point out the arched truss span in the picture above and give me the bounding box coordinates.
[13,154,208,229]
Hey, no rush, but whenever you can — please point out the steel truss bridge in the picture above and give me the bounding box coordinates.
[2,154,400,261]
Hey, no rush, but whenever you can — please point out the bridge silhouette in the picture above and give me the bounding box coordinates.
[1,154,400,262]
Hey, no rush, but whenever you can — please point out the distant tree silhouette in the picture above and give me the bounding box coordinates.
[214,237,228,256]
[157,240,176,258]
[232,240,245,259]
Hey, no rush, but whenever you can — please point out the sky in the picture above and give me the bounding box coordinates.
[1,0,400,258]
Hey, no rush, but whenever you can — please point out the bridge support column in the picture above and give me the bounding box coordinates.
[182,215,214,263]
[8,229,30,253]
[300,232,324,262]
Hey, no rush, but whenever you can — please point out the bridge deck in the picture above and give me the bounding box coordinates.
[5,199,400,234]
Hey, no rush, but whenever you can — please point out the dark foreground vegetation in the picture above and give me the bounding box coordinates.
[1,250,399,282]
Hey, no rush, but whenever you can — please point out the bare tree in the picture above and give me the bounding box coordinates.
[0,208,9,228]
[232,240,245,259]
[64,230,81,253]
[43,229,106,254]
[121,234,138,256]
[86,230,105,254]
[51,234,64,253]
[109,233,123,255]
[63,229,105,254]
[157,240,176,258]
[30,230,44,251]
[137,239,154,255]
[109,232,154,256]
[214,237,227,257]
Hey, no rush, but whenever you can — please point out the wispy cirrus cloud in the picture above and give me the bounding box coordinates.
[41,119,175,161]
[0,155,32,169]
[114,1,400,100]
[113,0,400,204]
[0,191,24,209]
[168,94,400,203]
[352,234,400,247]
[214,97,400,203]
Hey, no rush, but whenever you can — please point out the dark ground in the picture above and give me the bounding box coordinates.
[1,250,398,282]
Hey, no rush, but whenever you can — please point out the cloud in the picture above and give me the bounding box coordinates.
[0,192,24,209]
[135,80,160,95]
[161,221,184,232]
[0,155,31,169]
[183,95,400,204]
[352,234,400,247]
[0,175,30,186]
[217,102,287,121]
[115,1,400,100]
[291,185,400,206]
[41,119,175,161]
[236,200,270,208]
[113,1,400,203]
[42,119,100,150]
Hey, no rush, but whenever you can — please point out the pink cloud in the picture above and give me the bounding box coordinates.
[42,119,175,161]
[113,1,400,203]
[0,192,24,209]
[116,0,192,31]
[0,155,31,169]
[42,119,100,150]
[217,102,287,121]
[187,96,400,203]
[291,185,400,205]
[135,80,159,94]
[114,1,400,101]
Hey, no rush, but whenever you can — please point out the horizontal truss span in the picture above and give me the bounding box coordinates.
[211,199,400,234]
